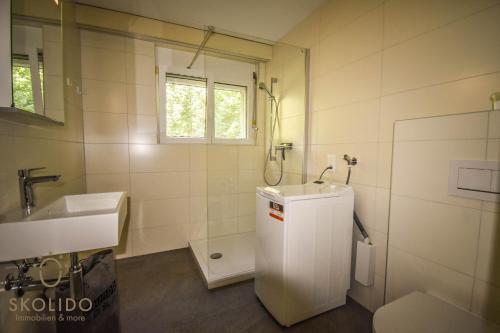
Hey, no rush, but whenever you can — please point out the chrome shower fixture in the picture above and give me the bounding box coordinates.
[343,154,357,166]
[258,81,278,104]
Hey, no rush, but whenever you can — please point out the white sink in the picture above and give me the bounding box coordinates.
[0,192,127,262]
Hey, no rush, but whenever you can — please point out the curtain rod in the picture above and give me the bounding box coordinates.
[187,26,214,69]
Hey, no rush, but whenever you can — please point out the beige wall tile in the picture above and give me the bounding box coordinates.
[190,171,207,197]
[352,184,377,231]
[319,0,383,39]
[238,146,264,171]
[319,6,383,72]
[379,72,500,142]
[126,84,156,115]
[128,115,158,144]
[83,112,129,143]
[394,112,488,142]
[386,246,474,310]
[207,145,238,170]
[238,193,256,216]
[311,99,380,145]
[238,215,256,233]
[132,224,189,256]
[389,195,481,275]
[130,172,189,200]
[126,38,154,56]
[383,0,500,47]
[487,139,500,162]
[81,46,126,82]
[81,29,125,51]
[82,79,127,113]
[207,195,237,221]
[190,144,207,171]
[382,5,500,94]
[376,142,392,189]
[130,197,189,230]
[374,187,390,234]
[391,140,486,209]
[85,143,129,174]
[86,174,130,193]
[489,110,500,138]
[312,53,382,111]
[207,170,237,195]
[475,211,500,285]
[126,53,155,85]
[471,279,500,325]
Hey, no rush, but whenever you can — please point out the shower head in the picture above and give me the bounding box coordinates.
[258,82,277,103]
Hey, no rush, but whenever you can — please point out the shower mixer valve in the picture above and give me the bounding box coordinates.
[275,143,293,160]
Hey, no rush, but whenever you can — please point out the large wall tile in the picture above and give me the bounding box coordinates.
[319,0,383,39]
[126,84,156,115]
[391,140,486,208]
[126,53,155,85]
[83,112,129,143]
[384,0,500,47]
[382,5,500,94]
[128,115,158,144]
[379,72,500,142]
[130,172,189,200]
[390,195,481,275]
[81,29,125,51]
[386,247,474,310]
[312,53,382,111]
[132,224,189,256]
[471,279,500,325]
[475,211,500,285]
[394,112,488,142]
[81,47,126,82]
[319,6,383,72]
[82,79,127,113]
[85,143,129,174]
[489,110,500,138]
[130,197,189,230]
[311,99,380,145]
[86,174,130,193]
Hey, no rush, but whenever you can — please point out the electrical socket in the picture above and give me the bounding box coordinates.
[327,154,336,172]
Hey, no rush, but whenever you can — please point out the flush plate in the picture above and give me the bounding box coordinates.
[449,160,500,202]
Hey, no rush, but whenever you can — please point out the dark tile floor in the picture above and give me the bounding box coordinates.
[116,249,373,333]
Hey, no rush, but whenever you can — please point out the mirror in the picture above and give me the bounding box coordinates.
[2,0,64,124]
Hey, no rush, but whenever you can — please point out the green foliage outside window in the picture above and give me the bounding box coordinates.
[165,75,248,141]
[214,85,246,139]
[12,64,35,112]
[166,77,207,138]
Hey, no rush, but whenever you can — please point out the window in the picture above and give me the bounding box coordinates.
[214,83,247,140]
[157,47,255,144]
[12,53,44,113]
[165,75,207,139]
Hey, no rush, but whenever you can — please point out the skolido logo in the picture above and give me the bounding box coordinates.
[7,257,93,323]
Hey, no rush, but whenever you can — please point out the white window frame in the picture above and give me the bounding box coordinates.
[157,47,255,145]
[212,82,251,145]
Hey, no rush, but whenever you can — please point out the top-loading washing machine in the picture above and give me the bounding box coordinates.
[255,182,354,326]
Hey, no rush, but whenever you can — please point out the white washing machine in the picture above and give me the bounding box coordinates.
[255,182,354,327]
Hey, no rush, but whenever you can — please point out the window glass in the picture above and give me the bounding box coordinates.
[166,75,207,138]
[214,83,247,140]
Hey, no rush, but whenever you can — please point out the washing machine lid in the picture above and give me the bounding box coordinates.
[373,292,499,333]
[256,182,353,202]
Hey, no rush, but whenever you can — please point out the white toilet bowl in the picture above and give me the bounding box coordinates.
[373,291,499,333]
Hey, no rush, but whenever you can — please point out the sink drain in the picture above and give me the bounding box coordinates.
[210,253,223,259]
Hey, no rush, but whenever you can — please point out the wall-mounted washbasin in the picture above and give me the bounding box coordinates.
[0,192,127,262]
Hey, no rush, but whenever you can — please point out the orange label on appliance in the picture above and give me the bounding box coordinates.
[269,201,284,222]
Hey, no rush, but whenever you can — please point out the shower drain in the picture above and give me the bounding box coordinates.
[210,253,223,259]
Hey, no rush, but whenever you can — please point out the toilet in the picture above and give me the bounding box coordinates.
[373,291,500,333]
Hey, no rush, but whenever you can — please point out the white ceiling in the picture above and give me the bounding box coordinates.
[76,0,324,43]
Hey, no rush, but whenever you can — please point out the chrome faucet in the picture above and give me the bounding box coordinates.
[18,167,61,213]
